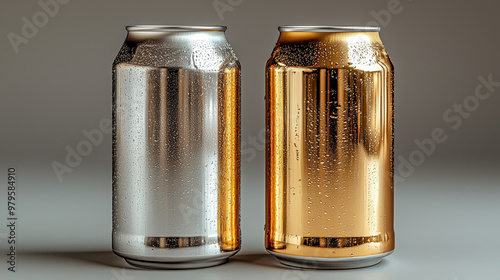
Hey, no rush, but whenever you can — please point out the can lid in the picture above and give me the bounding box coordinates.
[278,26,380,32]
[126,25,227,32]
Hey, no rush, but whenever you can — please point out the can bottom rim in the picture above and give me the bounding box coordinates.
[113,249,238,269]
[124,256,229,269]
[267,250,393,269]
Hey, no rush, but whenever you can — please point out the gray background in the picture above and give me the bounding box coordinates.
[0,0,498,279]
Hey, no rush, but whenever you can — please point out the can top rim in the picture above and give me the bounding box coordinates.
[278,26,380,32]
[126,25,227,32]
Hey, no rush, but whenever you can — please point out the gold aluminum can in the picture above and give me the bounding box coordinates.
[265,26,394,269]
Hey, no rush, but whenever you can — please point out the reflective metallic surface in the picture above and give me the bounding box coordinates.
[278,26,380,32]
[265,26,394,269]
[267,250,393,269]
[112,26,240,269]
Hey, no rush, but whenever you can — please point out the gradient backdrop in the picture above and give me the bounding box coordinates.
[0,0,498,279]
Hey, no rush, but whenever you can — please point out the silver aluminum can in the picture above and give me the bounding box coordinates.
[112,25,241,269]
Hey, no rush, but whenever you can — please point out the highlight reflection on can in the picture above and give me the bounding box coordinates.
[265,26,395,269]
[112,25,241,269]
